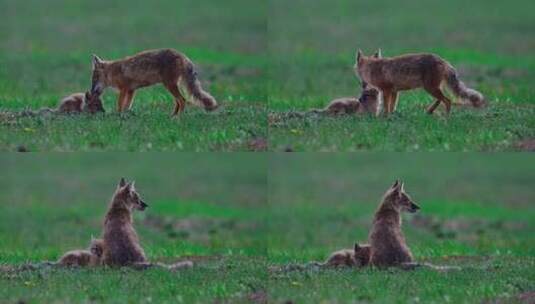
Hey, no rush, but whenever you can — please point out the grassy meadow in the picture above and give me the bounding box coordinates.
[267,153,535,303]
[268,0,535,151]
[0,154,268,303]
[0,0,267,151]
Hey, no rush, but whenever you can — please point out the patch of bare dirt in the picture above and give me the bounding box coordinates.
[143,214,258,244]
[248,137,267,151]
[410,214,526,243]
[247,290,268,304]
[483,291,535,304]
[515,139,535,152]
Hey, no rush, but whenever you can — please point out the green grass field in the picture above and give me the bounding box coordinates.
[267,153,535,303]
[0,0,267,151]
[0,154,268,303]
[268,0,535,151]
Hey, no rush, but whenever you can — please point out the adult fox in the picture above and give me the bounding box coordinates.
[90,48,218,115]
[355,49,486,115]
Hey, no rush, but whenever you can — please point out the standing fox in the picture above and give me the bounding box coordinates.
[355,50,486,115]
[368,180,420,267]
[90,48,218,115]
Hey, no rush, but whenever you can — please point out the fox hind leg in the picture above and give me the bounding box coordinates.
[164,82,187,116]
[391,92,399,112]
[123,90,136,110]
[426,99,441,114]
[382,91,394,115]
[117,90,127,112]
[425,87,452,114]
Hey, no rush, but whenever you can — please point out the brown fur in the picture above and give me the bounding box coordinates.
[101,178,149,267]
[355,50,486,115]
[90,49,217,115]
[316,86,380,116]
[287,86,380,118]
[58,91,104,114]
[368,180,420,267]
[325,243,371,267]
[57,238,104,267]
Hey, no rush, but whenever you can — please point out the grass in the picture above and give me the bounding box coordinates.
[0,0,267,151]
[268,0,535,151]
[267,153,535,303]
[0,154,267,303]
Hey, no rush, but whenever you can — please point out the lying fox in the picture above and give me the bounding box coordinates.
[90,49,218,115]
[19,91,104,116]
[313,86,380,116]
[285,86,380,118]
[324,242,371,267]
[57,238,104,267]
[58,91,105,114]
[355,50,486,115]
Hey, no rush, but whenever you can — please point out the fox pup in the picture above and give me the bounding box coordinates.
[316,86,380,116]
[90,48,218,115]
[58,91,105,114]
[286,86,380,119]
[101,178,148,267]
[355,49,486,115]
[18,91,104,117]
[57,238,104,267]
[325,243,371,267]
[368,180,420,267]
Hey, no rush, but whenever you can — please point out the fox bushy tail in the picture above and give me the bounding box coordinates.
[183,62,218,111]
[445,66,486,107]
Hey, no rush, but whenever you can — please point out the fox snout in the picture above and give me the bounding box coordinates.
[90,83,104,96]
[409,202,420,213]
[139,201,149,211]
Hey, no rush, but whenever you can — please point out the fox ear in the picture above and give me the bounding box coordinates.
[356,49,363,62]
[118,177,127,188]
[354,243,361,251]
[92,54,103,69]
[391,179,400,189]
[400,181,405,192]
[373,49,382,58]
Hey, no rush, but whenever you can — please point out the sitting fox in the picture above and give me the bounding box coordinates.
[57,238,104,267]
[368,180,420,267]
[355,49,486,115]
[325,243,371,267]
[100,178,193,271]
[90,48,218,115]
[101,178,148,267]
